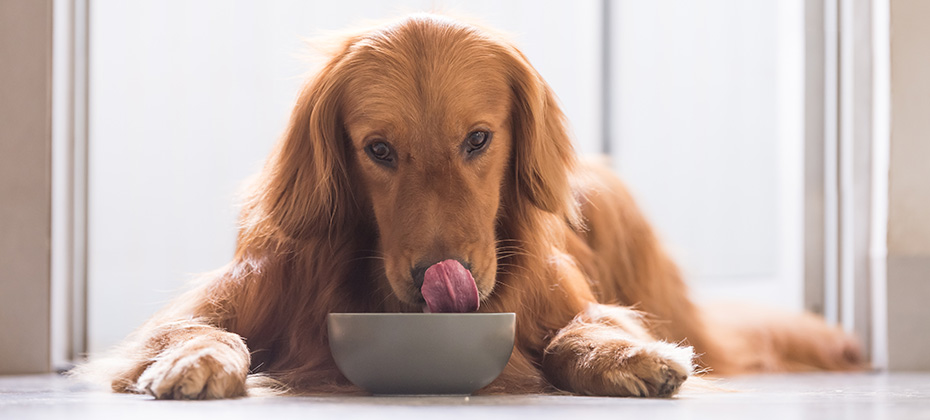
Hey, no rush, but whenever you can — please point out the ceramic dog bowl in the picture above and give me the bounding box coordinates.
[327,313,515,395]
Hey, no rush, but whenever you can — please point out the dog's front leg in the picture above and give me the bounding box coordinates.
[113,320,250,400]
[542,304,694,397]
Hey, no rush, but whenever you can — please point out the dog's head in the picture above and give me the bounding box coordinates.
[247,15,578,310]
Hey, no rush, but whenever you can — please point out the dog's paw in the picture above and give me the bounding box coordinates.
[544,317,695,398]
[136,334,249,400]
[599,341,693,397]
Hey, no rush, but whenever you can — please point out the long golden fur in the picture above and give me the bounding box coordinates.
[89,15,863,399]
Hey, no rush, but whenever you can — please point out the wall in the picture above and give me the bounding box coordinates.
[887,0,930,371]
[0,0,53,374]
[86,1,810,352]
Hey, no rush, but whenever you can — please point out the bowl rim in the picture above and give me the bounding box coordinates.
[327,312,515,317]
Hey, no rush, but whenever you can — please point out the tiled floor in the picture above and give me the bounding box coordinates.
[1,372,928,419]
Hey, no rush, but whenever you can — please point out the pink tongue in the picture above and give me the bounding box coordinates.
[421,260,480,313]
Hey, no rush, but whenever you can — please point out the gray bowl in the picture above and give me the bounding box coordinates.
[327,313,515,395]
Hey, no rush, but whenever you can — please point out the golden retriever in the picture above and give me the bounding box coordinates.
[90,14,862,399]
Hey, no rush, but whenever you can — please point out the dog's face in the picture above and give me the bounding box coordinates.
[253,15,578,310]
[340,22,515,306]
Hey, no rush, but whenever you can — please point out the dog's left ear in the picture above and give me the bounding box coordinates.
[504,47,581,227]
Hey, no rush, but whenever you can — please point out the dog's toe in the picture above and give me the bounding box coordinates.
[135,336,248,400]
[603,341,693,398]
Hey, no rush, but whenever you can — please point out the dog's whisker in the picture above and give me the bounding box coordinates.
[346,255,386,264]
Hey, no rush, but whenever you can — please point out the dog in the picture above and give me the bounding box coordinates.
[89,14,863,399]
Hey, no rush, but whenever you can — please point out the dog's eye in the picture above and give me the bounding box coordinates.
[366,141,396,167]
[464,130,491,156]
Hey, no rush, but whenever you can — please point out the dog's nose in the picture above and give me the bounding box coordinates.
[411,264,429,290]
[411,259,472,290]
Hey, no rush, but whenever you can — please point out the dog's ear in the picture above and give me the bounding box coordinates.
[240,41,360,244]
[505,48,581,227]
